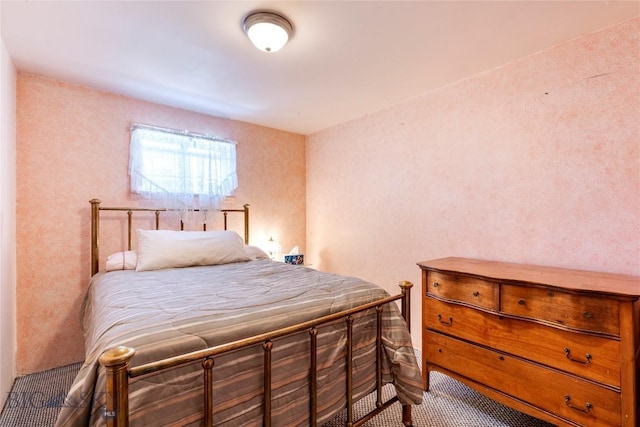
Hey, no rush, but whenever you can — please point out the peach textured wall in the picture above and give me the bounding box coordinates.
[16,75,306,374]
[306,18,640,341]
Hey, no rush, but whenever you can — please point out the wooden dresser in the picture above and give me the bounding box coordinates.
[419,257,639,427]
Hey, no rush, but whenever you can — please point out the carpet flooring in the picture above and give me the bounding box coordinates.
[1,353,556,426]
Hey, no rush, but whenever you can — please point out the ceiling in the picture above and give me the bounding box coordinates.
[1,1,638,135]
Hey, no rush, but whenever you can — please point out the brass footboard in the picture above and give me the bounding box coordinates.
[99,281,415,427]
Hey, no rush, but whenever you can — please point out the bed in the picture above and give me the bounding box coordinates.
[55,200,423,427]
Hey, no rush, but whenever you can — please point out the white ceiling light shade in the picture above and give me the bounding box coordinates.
[243,11,293,53]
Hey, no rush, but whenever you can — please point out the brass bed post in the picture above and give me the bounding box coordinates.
[202,357,214,427]
[243,204,250,244]
[375,306,384,408]
[309,327,318,425]
[345,315,354,427]
[99,346,135,427]
[90,199,101,276]
[127,210,133,251]
[399,280,414,427]
[220,204,250,244]
[262,341,273,427]
[399,281,413,332]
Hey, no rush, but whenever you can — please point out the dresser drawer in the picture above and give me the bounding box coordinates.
[425,331,622,427]
[500,284,620,335]
[426,271,498,310]
[424,297,621,388]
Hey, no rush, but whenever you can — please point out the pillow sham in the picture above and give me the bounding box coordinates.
[105,251,138,272]
[245,245,270,260]
[135,230,250,272]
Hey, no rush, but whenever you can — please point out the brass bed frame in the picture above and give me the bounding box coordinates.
[90,198,250,277]
[89,199,415,427]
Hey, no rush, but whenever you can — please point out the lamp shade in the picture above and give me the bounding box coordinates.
[243,11,293,53]
[265,236,281,259]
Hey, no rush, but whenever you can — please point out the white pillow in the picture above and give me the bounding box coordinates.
[245,245,270,260]
[135,230,250,272]
[105,251,138,272]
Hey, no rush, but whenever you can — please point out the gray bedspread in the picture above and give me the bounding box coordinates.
[56,259,423,426]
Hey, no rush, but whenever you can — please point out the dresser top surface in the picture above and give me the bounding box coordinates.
[418,257,640,298]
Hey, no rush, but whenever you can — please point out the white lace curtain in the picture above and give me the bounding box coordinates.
[129,124,237,213]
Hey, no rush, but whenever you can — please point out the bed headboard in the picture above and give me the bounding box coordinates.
[89,199,250,276]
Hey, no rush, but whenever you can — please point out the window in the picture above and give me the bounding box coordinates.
[129,124,237,210]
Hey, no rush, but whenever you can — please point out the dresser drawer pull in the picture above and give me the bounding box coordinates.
[564,348,592,364]
[472,291,479,297]
[583,311,593,319]
[518,299,526,305]
[437,314,453,326]
[433,282,440,288]
[564,395,592,414]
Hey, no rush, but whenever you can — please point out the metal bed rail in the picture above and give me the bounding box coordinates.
[99,281,414,427]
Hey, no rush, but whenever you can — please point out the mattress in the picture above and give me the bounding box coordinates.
[55,259,423,426]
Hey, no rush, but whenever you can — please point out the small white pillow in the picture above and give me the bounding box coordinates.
[135,230,250,272]
[245,245,270,260]
[105,251,138,272]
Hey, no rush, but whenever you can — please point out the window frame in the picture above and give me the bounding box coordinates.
[128,123,237,205]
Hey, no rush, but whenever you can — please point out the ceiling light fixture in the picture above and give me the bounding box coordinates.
[243,11,293,53]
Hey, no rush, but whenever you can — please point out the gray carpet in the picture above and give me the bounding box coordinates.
[0,362,81,427]
[1,352,555,426]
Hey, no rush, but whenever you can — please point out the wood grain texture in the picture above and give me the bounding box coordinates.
[420,257,639,427]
